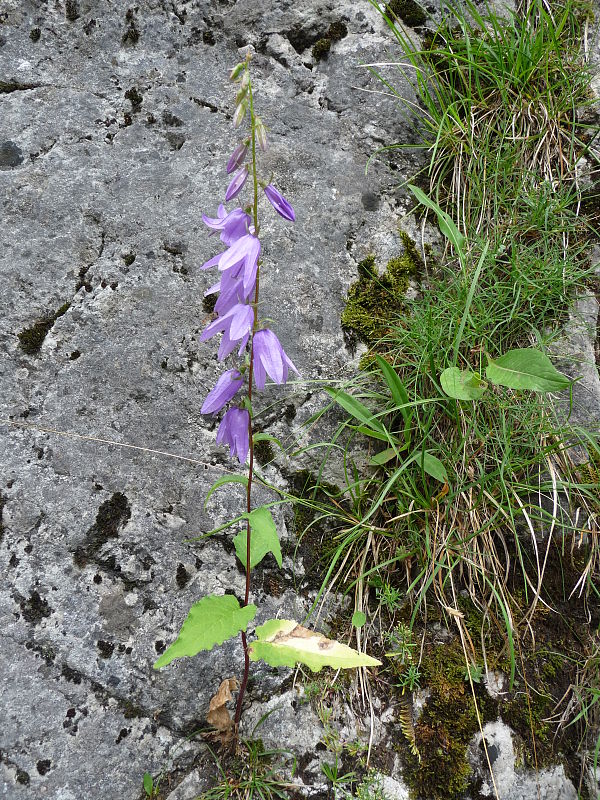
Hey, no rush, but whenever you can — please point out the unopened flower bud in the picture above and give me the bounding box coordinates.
[233,100,247,128]
[255,118,267,151]
[225,166,249,201]
[241,71,250,91]
[229,62,245,82]
[226,142,248,174]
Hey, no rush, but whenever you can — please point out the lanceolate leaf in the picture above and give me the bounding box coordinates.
[234,506,282,571]
[324,387,385,434]
[249,620,382,672]
[374,354,410,416]
[204,474,248,509]
[485,349,571,393]
[440,366,487,400]
[408,184,465,254]
[154,595,257,669]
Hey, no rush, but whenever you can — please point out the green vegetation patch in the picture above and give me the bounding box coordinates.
[341,233,421,353]
[18,301,71,355]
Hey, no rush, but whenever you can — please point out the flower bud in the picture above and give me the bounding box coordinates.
[225,166,249,201]
[229,62,245,82]
[233,100,247,128]
[226,142,248,174]
[241,71,250,91]
[255,117,267,151]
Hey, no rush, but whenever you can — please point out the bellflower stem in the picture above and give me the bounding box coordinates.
[234,65,260,731]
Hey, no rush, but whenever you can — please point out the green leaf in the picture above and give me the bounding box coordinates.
[352,611,367,628]
[416,451,448,483]
[374,354,410,416]
[253,432,283,449]
[143,773,154,797]
[408,184,465,255]
[440,367,487,400]
[370,447,399,466]
[324,388,385,433]
[154,595,257,669]
[249,620,382,672]
[485,349,571,393]
[234,506,282,571]
[204,475,248,509]
[356,425,393,442]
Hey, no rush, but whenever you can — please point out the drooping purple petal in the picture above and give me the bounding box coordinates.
[218,234,250,273]
[242,236,261,296]
[225,166,249,202]
[264,184,295,222]
[226,143,248,174]
[201,370,243,414]
[218,233,260,277]
[200,252,223,271]
[216,407,250,463]
[218,329,250,361]
[221,209,252,246]
[203,206,251,246]
[252,329,299,389]
[214,265,254,315]
[199,303,253,344]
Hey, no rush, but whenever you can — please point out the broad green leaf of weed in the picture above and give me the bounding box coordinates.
[416,451,448,483]
[370,447,400,466]
[486,348,571,392]
[154,595,257,668]
[234,506,282,571]
[143,773,154,797]
[440,366,487,400]
[374,354,410,415]
[249,620,381,671]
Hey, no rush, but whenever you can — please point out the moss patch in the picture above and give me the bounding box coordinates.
[341,233,421,353]
[312,20,349,61]
[18,301,71,355]
[385,0,427,27]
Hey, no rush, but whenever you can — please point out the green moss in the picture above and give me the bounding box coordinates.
[18,301,71,355]
[312,20,348,61]
[312,37,331,61]
[397,635,497,799]
[121,251,136,266]
[254,440,275,465]
[386,0,427,27]
[341,238,420,353]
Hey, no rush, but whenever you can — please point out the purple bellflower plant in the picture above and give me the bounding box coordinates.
[152,53,382,743]
[199,54,297,728]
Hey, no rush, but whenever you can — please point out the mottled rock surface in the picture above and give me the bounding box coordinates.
[0,1,416,798]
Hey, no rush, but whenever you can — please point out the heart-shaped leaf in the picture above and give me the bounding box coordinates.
[154,595,256,669]
[234,506,282,571]
[440,367,487,400]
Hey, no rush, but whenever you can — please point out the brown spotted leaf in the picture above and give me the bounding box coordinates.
[248,620,381,672]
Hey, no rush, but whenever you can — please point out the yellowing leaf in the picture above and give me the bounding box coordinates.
[249,619,382,672]
[154,595,256,669]
[234,506,282,571]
